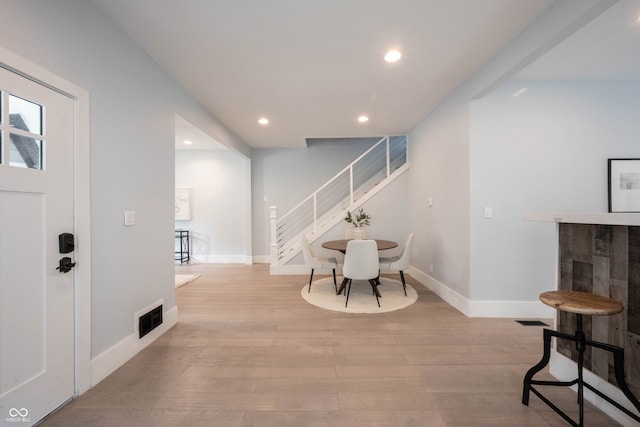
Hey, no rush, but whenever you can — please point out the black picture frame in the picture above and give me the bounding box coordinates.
[608,158,640,213]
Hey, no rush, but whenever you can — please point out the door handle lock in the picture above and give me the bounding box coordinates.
[58,233,75,253]
[56,257,76,273]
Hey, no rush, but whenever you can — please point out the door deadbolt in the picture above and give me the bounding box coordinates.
[58,233,75,253]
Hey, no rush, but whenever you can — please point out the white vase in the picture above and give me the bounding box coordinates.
[352,228,366,240]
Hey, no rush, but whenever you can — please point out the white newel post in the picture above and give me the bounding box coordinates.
[269,206,278,265]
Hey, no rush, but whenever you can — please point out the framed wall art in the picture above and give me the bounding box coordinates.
[175,188,192,220]
[608,158,640,213]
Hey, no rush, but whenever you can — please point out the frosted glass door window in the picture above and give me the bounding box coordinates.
[5,94,45,169]
[10,94,42,134]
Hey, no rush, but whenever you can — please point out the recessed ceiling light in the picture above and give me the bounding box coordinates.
[358,115,369,123]
[512,88,527,98]
[183,140,193,145]
[258,118,269,125]
[384,50,402,63]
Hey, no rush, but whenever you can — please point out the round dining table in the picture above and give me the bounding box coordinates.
[321,239,397,254]
[321,239,398,295]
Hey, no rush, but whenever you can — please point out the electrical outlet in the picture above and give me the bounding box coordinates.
[427,197,433,207]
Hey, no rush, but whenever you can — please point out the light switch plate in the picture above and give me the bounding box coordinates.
[124,210,136,226]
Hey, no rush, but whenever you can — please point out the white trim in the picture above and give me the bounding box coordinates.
[467,299,554,318]
[0,46,92,394]
[73,72,92,395]
[549,351,640,427]
[253,255,271,264]
[270,262,553,318]
[270,262,554,318]
[523,211,640,226]
[408,266,553,318]
[408,266,469,315]
[90,306,178,387]
[188,254,253,264]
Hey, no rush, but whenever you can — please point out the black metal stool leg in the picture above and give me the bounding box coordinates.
[523,328,553,406]
[575,314,585,426]
[610,345,640,416]
[582,338,640,421]
[523,313,640,426]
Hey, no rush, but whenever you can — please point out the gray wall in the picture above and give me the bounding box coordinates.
[288,171,410,265]
[175,149,251,262]
[408,92,471,297]
[251,139,377,257]
[406,0,611,303]
[470,80,640,301]
[0,0,250,356]
[1,0,622,370]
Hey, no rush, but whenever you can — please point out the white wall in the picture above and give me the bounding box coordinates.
[0,0,250,361]
[175,149,251,263]
[470,80,640,301]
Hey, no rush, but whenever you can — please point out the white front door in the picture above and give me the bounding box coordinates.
[0,66,75,425]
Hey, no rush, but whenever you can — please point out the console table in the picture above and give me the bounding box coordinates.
[175,229,190,263]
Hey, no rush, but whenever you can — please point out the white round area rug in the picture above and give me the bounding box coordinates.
[301,277,418,314]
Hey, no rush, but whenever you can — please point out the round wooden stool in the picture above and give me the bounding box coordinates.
[522,290,640,426]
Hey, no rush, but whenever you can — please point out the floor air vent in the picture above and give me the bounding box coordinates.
[515,320,548,326]
[139,304,163,338]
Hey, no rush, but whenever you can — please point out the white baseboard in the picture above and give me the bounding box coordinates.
[467,299,554,318]
[267,262,551,318]
[90,305,178,387]
[408,266,469,314]
[407,266,553,318]
[189,254,252,264]
[550,351,640,426]
[253,255,271,264]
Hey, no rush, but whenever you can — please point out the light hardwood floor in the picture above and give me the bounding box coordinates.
[40,264,620,426]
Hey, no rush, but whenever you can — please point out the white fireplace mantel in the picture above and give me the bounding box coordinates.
[523,212,640,226]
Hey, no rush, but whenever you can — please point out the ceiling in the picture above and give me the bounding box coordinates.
[174,114,226,151]
[515,0,640,80]
[91,1,640,150]
[91,0,554,149]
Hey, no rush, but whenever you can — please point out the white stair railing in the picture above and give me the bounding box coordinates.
[270,135,408,265]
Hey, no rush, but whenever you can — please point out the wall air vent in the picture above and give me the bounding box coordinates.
[139,304,163,338]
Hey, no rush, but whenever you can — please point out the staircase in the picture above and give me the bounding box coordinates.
[269,135,409,266]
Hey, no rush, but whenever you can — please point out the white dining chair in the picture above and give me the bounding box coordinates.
[379,233,414,296]
[301,235,338,293]
[343,239,380,307]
